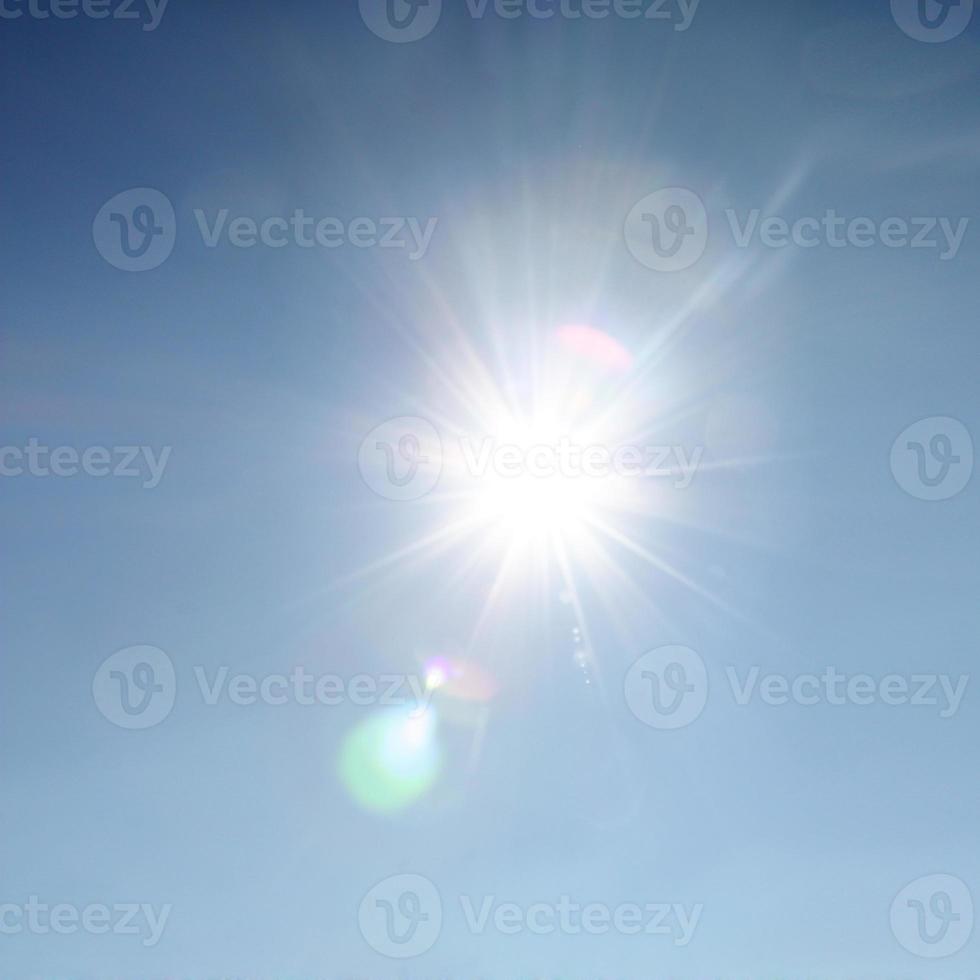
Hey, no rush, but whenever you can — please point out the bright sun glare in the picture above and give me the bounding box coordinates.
[468,417,603,546]
[347,321,729,653]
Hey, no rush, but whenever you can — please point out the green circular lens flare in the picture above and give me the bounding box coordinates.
[338,708,442,813]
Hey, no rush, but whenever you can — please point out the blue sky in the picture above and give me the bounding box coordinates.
[2,1,979,977]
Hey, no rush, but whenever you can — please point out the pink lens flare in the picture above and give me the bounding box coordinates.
[555,324,634,373]
[423,655,498,703]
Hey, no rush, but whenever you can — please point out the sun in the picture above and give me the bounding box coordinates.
[341,322,739,656]
[472,457,592,543]
[458,409,617,552]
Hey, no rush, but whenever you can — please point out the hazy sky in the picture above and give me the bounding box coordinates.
[2,1,979,978]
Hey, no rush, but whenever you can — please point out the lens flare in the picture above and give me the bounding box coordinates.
[338,707,441,813]
[423,655,454,691]
[422,656,498,703]
[555,324,634,373]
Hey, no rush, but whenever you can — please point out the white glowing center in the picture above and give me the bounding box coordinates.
[465,415,615,545]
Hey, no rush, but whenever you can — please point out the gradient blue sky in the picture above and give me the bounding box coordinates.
[2,1,979,977]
